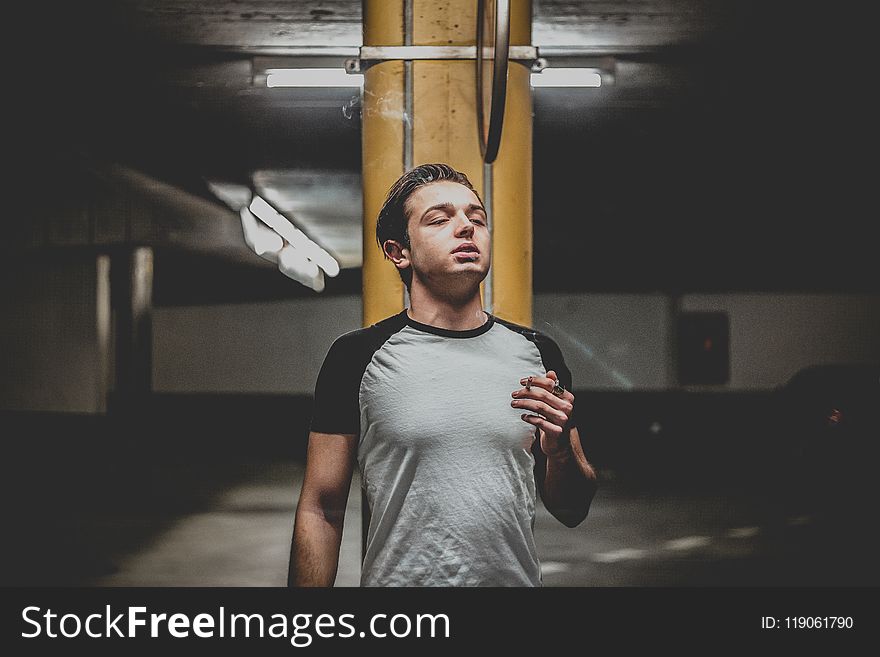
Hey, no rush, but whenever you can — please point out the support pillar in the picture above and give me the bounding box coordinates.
[362,0,533,327]
[111,246,153,415]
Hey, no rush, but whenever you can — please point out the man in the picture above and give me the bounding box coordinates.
[289,163,597,587]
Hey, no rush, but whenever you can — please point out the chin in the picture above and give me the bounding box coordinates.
[454,265,490,284]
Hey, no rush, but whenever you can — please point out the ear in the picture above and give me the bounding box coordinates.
[383,239,411,272]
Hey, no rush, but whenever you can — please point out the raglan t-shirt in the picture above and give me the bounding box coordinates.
[309,309,575,587]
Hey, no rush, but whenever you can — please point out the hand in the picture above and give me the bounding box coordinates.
[511,371,575,457]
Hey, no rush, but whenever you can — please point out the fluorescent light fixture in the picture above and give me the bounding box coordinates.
[278,245,325,292]
[239,207,283,262]
[530,68,603,88]
[248,195,341,283]
[266,68,364,88]
[249,196,293,239]
[303,244,341,277]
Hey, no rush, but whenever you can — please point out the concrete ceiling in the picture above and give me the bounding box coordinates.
[11,1,875,295]
[94,0,741,50]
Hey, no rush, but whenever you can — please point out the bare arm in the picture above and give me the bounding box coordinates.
[288,431,358,587]
[533,425,598,527]
[514,372,598,528]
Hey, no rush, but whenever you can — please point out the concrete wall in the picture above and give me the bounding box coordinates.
[0,256,103,413]
[4,268,878,412]
[152,295,362,395]
[533,293,670,390]
[682,293,880,389]
[152,293,880,394]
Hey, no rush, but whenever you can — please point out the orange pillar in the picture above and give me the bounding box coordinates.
[362,0,533,327]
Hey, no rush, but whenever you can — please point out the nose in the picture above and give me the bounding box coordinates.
[453,211,475,237]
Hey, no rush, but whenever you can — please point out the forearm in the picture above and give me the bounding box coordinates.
[288,506,345,587]
[542,431,598,528]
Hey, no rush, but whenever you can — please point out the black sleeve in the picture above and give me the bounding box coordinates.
[309,312,408,436]
[309,332,365,435]
[532,331,577,429]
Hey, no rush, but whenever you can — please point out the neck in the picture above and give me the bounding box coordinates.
[407,282,486,331]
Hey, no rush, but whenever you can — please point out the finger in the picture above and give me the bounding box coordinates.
[518,375,573,408]
[511,398,569,428]
[519,375,556,394]
[512,385,573,413]
[544,371,573,402]
[515,374,574,402]
[520,413,561,438]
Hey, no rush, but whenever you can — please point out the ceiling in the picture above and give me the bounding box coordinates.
[10,1,876,299]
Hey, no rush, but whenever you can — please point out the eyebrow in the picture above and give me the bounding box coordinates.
[419,202,487,222]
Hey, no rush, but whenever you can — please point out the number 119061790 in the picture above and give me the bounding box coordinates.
[762,616,854,629]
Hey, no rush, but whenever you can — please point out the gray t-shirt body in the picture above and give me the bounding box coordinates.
[310,310,574,587]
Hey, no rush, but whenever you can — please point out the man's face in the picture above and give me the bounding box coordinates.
[400,181,491,290]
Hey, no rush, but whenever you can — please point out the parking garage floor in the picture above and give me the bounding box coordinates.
[38,459,873,588]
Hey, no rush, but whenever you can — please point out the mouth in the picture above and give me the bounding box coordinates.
[452,243,479,255]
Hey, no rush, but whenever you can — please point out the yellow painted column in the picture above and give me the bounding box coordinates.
[490,0,533,327]
[362,2,406,327]
[411,2,484,194]
[362,0,533,327]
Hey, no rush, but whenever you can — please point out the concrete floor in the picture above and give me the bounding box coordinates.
[73,459,878,587]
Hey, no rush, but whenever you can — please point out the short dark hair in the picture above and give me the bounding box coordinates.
[375,163,481,289]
